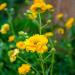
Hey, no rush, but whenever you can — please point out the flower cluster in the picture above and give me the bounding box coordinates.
[25,34,48,53]
[30,0,53,12]
[27,0,53,20]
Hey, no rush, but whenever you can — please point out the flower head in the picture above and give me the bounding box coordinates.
[8,49,19,62]
[30,0,53,12]
[18,64,31,75]
[30,2,47,12]
[65,18,74,29]
[0,23,10,34]
[0,29,7,34]
[8,35,15,42]
[0,3,7,11]
[57,28,64,35]
[16,41,25,49]
[25,34,48,53]
[56,13,63,20]
[28,11,37,20]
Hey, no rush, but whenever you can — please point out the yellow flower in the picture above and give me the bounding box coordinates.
[65,18,74,29]
[57,28,64,35]
[18,64,31,75]
[45,32,54,38]
[30,0,53,12]
[0,29,7,34]
[0,23,10,34]
[0,3,7,11]
[2,24,9,31]
[8,49,19,62]
[28,11,37,20]
[8,35,15,42]
[56,13,64,20]
[25,34,48,53]
[30,2,47,12]
[16,41,25,49]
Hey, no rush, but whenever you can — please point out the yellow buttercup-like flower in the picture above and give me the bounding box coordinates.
[0,3,7,11]
[25,34,48,53]
[8,49,19,62]
[30,2,47,12]
[8,35,15,42]
[2,24,10,31]
[0,29,7,34]
[0,23,10,34]
[56,13,64,20]
[16,41,25,49]
[30,0,53,12]
[18,64,31,75]
[65,18,74,29]
[57,28,64,35]
[28,11,37,20]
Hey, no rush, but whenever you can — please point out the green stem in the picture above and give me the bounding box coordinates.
[44,52,51,61]
[38,12,42,34]
[49,39,54,48]
[38,12,45,75]
[41,24,48,29]
[49,39,56,75]
[17,56,40,75]
[50,49,55,75]
[39,54,45,75]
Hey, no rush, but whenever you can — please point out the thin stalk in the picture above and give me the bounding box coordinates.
[50,49,55,75]
[38,12,45,75]
[49,39,56,75]
[44,53,51,61]
[39,54,45,75]
[38,12,42,34]
[41,24,48,29]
